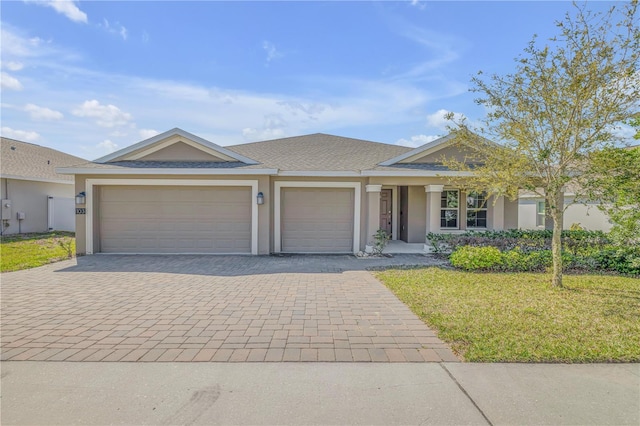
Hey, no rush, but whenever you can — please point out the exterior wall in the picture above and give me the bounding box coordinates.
[0,177,74,235]
[74,174,270,255]
[518,197,612,231]
[503,197,519,230]
[138,142,227,162]
[406,145,475,164]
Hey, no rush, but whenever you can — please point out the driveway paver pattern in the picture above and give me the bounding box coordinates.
[1,254,458,362]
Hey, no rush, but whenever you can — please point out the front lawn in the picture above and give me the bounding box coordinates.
[376,267,640,362]
[1,232,75,272]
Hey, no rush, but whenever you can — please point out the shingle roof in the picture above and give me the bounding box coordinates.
[228,133,411,171]
[1,137,86,183]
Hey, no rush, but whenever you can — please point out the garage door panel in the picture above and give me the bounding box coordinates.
[281,187,354,253]
[99,186,251,253]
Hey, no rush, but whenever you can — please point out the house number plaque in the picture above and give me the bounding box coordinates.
[76,208,86,215]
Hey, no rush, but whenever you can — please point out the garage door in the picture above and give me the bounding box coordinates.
[99,186,251,253]
[281,187,354,253]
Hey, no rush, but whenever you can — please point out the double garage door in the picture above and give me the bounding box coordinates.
[99,186,251,254]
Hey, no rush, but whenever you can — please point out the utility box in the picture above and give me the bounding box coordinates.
[1,199,12,220]
[17,211,26,220]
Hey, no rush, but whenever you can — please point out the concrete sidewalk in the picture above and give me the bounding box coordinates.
[1,362,638,425]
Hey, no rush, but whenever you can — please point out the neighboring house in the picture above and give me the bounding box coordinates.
[1,137,86,235]
[58,128,519,255]
[518,192,612,231]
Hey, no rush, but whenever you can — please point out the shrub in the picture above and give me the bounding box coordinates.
[450,246,503,271]
[594,248,640,276]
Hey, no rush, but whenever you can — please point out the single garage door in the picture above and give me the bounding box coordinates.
[281,187,354,253]
[99,185,251,253]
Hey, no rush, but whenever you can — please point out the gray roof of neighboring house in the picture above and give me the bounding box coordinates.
[1,137,86,183]
[228,133,411,171]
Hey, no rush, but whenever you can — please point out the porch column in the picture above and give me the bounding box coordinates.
[366,184,382,244]
[491,196,505,230]
[425,185,443,233]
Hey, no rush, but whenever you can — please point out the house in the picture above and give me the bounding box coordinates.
[518,191,612,231]
[58,128,519,255]
[1,137,86,235]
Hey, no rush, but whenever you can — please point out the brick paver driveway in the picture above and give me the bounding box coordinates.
[1,255,458,363]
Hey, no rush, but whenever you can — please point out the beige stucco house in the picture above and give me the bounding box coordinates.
[58,128,519,255]
[1,137,86,235]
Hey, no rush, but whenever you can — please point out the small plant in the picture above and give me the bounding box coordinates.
[450,246,502,271]
[426,232,452,253]
[371,229,390,256]
[57,236,74,259]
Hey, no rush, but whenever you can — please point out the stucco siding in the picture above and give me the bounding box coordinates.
[0,178,74,234]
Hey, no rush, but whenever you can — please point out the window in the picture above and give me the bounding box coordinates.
[466,191,487,228]
[440,190,459,228]
[536,201,546,227]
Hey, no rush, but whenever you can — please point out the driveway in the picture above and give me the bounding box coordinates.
[1,254,457,363]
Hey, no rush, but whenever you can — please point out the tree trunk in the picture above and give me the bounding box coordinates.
[550,190,564,288]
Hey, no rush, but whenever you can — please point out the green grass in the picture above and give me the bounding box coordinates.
[375,267,640,362]
[1,232,75,272]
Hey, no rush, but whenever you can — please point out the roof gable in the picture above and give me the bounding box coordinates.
[95,128,259,164]
[378,134,459,165]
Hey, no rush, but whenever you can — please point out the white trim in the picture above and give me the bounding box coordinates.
[425,184,444,193]
[94,128,259,164]
[1,174,74,185]
[361,170,475,177]
[274,181,361,254]
[278,170,361,177]
[84,178,259,255]
[57,167,278,175]
[365,184,382,193]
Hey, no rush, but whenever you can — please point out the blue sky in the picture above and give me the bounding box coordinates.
[1,1,619,160]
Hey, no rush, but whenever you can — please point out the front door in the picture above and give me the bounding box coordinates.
[379,189,392,236]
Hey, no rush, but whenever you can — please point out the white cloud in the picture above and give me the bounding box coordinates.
[72,100,133,128]
[262,41,283,64]
[1,72,23,90]
[100,19,128,41]
[242,113,288,141]
[1,126,40,142]
[139,129,159,139]
[396,134,440,147]
[25,0,88,24]
[24,103,64,120]
[97,139,118,153]
[2,61,24,71]
[426,109,466,131]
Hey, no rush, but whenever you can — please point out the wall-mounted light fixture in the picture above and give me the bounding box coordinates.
[75,191,86,205]
[256,192,264,205]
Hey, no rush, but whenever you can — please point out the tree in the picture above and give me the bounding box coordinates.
[583,146,640,245]
[444,1,639,287]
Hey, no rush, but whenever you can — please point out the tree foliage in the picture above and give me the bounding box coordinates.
[443,2,640,287]
[583,146,640,245]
